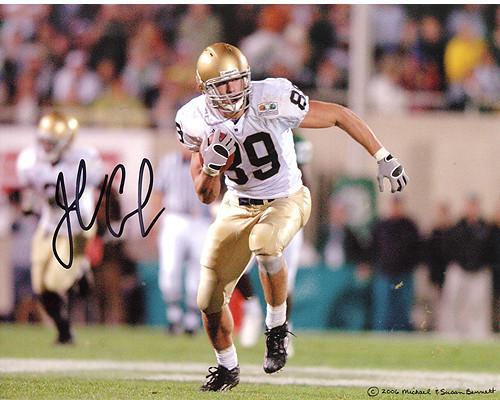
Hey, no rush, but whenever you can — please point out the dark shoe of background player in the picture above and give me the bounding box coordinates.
[55,324,74,345]
[199,365,240,392]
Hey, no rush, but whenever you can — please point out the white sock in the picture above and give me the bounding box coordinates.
[167,303,183,326]
[265,302,287,329]
[215,344,238,370]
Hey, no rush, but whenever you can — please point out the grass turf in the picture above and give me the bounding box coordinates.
[1,324,500,399]
[0,375,440,400]
[1,324,500,372]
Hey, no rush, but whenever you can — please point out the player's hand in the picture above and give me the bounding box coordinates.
[201,130,235,176]
[377,154,409,193]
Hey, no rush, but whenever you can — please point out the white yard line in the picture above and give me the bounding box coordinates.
[0,358,498,390]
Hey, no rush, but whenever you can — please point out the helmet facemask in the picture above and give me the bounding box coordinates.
[36,113,78,164]
[198,68,252,117]
[37,133,73,164]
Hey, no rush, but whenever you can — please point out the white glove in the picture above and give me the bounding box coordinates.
[377,154,409,193]
[201,130,235,176]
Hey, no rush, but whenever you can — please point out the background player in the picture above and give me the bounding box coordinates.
[16,111,102,344]
[176,42,408,391]
[152,147,213,335]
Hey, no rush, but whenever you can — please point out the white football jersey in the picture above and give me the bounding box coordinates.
[154,152,212,219]
[175,78,309,199]
[17,145,103,235]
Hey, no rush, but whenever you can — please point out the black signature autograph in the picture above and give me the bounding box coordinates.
[52,158,165,269]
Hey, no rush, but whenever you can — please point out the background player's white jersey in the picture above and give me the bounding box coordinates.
[154,152,211,218]
[16,145,102,235]
[175,78,309,199]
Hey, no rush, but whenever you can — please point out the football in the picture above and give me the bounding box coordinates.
[199,131,235,173]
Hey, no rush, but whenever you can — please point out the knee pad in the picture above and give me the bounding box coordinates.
[256,254,284,275]
[197,267,224,314]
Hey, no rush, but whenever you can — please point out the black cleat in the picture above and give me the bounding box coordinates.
[55,321,74,345]
[263,322,294,374]
[167,323,183,336]
[56,330,74,345]
[184,328,196,336]
[199,365,240,392]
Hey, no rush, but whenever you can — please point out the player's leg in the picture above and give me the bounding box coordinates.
[68,233,94,325]
[237,260,263,348]
[197,194,256,391]
[184,216,211,335]
[462,268,492,339]
[99,244,124,325]
[31,229,69,344]
[282,228,303,356]
[39,290,72,343]
[283,228,303,316]
[250,186,311,373]
[257,258,288,307]
[437,263,462,336]
[40,232,88,344]
[198,267,247,391]
[184,258,201,335]
[158,214,186,334]
[199,306,240,392]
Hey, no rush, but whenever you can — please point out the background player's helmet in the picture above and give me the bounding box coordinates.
[37,111,79,163]
[196,42,251,116]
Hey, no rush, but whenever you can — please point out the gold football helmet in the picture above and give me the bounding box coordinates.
[196,43,251,116]
[37,111,79,163]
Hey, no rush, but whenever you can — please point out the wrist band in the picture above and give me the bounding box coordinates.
[374,147,390,161]
[202,165,219,177]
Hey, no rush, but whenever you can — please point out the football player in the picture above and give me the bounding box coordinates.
[16,111,102,344]
[175,43,408,391]
[153,147,213,335]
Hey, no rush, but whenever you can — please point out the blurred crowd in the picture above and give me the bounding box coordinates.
[1,4,499,129]
[316,193,500,338]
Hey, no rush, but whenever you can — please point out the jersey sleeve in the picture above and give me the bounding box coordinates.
[154,155,171,194]
[276,78,309,128]
[175,102,204,153]
[16,147,36,188]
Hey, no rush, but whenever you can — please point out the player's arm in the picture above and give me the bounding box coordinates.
[190,130,236,204]
[300,101,383,156]
[190,151,221,204]
[300,100,408,193]
[16,149,39,216]
[19,186,39,216]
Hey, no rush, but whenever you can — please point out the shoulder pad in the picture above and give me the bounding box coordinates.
[175,96,206,152]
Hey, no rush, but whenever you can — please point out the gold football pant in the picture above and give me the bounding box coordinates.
[31,227,90,296]
[198,185,311,314]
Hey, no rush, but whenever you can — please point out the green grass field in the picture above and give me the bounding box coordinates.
[1,324,499,399]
